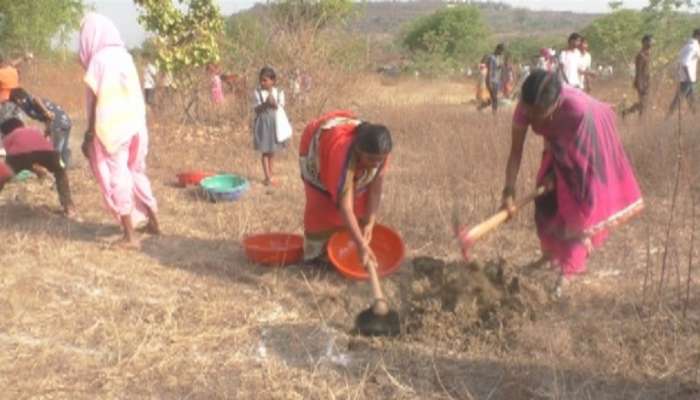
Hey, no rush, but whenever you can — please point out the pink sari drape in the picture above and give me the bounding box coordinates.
[514,87,643,277]
[211,75,224,105]
[88,130,157,226]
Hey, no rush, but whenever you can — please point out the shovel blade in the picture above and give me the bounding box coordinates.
[355,308,400,337]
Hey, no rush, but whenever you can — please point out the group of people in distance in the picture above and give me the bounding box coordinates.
[477,33,595,114]
[620,28,700,119]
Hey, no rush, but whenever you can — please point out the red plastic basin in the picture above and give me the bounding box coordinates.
[327,224,404,280]
[243,233,304,266]
[177,171,214,187]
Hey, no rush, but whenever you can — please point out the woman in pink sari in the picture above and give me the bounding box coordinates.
[79,13,159,248]
[208,64,225,105]
[502,70,643,295]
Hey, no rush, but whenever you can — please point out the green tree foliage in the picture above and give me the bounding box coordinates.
[401,6,490,68]
[582,10,645,65]
[134,0,224,74]
[642,1,700,65]
[0,0,85,53]
[580,2,700,68]
[506,34,561,64]
[646,0,696,9]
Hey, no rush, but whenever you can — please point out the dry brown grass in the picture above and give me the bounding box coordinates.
[0,61,699,399]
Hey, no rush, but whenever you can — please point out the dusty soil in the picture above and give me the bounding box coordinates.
[403,257,550,346]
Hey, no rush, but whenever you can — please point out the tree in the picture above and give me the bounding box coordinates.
[402,6,490,68]
[134,0,224,74]
[582,10,645,65]
[506,34,562,64]
[134,0,224,123]
[642,0,700,64]
[580,1,700,68]
[0,0,85,53]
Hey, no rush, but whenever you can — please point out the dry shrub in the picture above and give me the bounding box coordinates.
[221,11,369,126]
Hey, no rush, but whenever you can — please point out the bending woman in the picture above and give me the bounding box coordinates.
[79,13,159,248]
[502,70,643,293]
[299,110,392,266]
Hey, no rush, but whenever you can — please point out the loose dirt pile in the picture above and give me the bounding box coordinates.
[400,257,551,347]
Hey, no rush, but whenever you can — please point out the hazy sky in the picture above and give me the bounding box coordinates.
[86,1,257,47]
[88,0,651,48]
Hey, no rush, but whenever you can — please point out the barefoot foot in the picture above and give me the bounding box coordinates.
[144,221,161,235]
[111,236,141,250]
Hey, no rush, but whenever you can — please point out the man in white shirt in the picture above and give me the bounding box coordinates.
[559,33,584,89]
[668,28,700,116]
[579,37,594,93]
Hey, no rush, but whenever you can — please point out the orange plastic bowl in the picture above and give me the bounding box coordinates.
[243,233,304,266]
[327,224,404,280]
[177,171,214,187]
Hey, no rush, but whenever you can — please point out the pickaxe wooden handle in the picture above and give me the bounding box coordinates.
[457,182,553,258]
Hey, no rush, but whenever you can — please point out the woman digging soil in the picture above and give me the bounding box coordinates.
[501,70,644,296]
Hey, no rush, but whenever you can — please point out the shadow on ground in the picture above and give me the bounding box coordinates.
[253,321,700,400]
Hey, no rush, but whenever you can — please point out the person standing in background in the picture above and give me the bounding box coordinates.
[559,33,584,90]
[476,61,492,110]
[622,35,653,119]
[667,28,700,117]
[252,66,288,186]
[501,54,516,99]
[579,38,595,93]
[208,63,225,105]
[485,43,505,114]
[537,48,558,73]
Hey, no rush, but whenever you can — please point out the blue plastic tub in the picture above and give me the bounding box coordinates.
[199,174,250,203]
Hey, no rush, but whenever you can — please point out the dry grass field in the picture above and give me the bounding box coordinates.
[0,60,699,399]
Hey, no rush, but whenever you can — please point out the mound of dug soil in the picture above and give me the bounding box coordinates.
[401,257,551,345]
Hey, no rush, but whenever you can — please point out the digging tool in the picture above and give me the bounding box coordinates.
[354,259,400,337]
[455,182,553,260]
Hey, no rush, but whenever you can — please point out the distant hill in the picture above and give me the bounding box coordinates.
[233,1,600,40]
[350,1,600,38]
[228,1,601,66]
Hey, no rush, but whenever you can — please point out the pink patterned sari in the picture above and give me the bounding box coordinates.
[513,87,643,277]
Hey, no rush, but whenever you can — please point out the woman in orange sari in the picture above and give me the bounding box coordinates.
[299,110,393,266]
